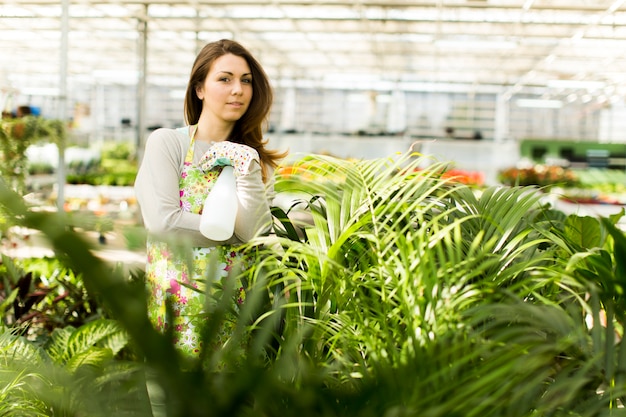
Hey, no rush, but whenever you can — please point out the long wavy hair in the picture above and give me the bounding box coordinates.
[184,39,287,181]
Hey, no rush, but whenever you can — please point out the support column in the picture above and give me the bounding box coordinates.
[386,88,407,134]
[279,86,296,133]
[56,0,69,211]
[494,92,509,142]
[136,6,148,159]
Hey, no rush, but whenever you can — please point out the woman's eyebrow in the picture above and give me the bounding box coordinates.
[215,71,252,77]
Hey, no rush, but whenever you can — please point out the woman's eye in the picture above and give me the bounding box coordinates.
[242,78,252,84]
[219,77,230,82]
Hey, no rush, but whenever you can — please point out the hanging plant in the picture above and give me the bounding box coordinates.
[0,116,67,195]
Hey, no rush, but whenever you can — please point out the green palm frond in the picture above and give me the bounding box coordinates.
[0,369,50,416]
[242,152,626,416]
[260,153,571,366]
[1,320,144,416]
[0,330,52,416]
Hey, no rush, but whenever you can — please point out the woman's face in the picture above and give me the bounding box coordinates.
[195,53,253,124]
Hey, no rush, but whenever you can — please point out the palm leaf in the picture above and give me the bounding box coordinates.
[0,368,50,416]
[0,330,48,364]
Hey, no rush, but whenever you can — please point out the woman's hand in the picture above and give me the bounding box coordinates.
[199,141,259,177]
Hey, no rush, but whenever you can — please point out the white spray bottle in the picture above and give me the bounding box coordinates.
[199,165,238,241]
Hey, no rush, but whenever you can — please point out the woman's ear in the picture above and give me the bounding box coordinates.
[195,84,204,100]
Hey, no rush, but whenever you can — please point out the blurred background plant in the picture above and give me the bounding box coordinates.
[499,164,626,205]
[0,152,624,416]
[0,116,66,194]
[0,255,103,339]
[498,164,578,188]
[66,141,137,186]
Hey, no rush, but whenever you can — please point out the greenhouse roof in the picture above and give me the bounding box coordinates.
[2,0,626,101]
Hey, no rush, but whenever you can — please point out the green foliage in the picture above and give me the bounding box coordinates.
[65,142,137,186]
[0,318,147,416]
[66,156,100,176]
[0,116,66,194]
[0,256,102,339]
[66,171,136,187]
[264,155,569,366]
[101,141,135,161]
[28,162,55,176]
[121,225,148,251]
[0,151,624,416]
[66,210,114,233]
[252,153,626,414]
[498,164,579,188]
[575,169,626,194]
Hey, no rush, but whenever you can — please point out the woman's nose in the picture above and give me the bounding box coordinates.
[231,80,243,95]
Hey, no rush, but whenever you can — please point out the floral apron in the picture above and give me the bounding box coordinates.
[145,126,245,358]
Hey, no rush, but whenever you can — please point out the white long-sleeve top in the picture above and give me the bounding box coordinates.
[134,127,275,248]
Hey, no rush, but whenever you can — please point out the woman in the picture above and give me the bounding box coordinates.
[135,39,286,357]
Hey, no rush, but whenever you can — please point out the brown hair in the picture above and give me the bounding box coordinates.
[184,39,286,180]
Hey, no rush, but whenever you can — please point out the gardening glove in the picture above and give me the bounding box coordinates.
[199,141,260,177]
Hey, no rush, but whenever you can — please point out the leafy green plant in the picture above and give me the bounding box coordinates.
[265,156,563,361]
[65,141,138,186]
[250,153,626,415]
[498,164,578,188]
[0,116,66,194]
[121,225,147,251]
[0,318,148,416]
[0,151,624,416]
[27,162,55,176]
[576,169,626,191]
[101,141,135,161]
[0,256,103,339]
[554,212,626,410]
